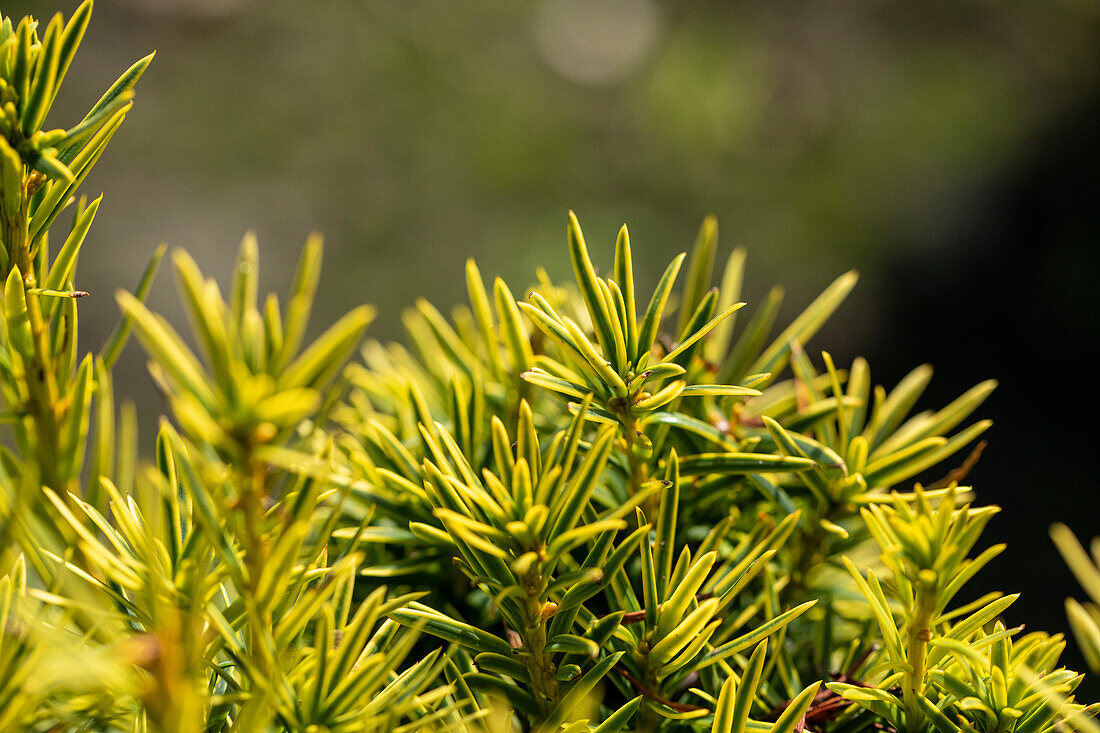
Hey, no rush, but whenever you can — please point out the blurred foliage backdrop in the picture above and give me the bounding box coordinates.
[8,0,1100,689]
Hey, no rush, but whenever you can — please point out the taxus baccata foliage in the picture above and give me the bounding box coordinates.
[1053,525,1100,677]
[0,5,1095,733]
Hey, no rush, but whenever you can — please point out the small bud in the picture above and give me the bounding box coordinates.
[252,421,277,444]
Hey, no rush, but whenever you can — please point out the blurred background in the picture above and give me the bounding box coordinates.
[9,0,1100,687]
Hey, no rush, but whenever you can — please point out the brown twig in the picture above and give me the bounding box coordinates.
[613,667,706,713]
[765,647,881,733]
[929,440,987,489]
[612,591,715,625]
[845,644,877,678]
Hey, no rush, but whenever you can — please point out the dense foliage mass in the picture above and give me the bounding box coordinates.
[0,5,1095,732]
